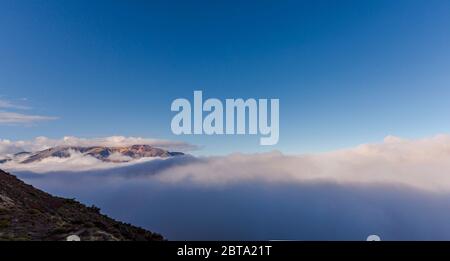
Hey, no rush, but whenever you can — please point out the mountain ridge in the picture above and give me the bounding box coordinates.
[1,144,184,164]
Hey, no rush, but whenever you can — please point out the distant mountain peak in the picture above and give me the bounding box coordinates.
[1,145,184,165]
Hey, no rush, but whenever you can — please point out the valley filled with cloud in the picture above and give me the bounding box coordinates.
[3,134,450,192]
[2,134,450,240]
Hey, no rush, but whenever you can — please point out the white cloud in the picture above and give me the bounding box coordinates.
[107,152,133,162]
[153,134,450,192]
[52,136,198,151]
[0,99,30,110]
[0,111,58,124]
[0,98,57,125]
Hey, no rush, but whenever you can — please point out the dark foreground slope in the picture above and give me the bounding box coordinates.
[0,169,163,241]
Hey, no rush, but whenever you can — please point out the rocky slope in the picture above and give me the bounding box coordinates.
[0,169,163,241]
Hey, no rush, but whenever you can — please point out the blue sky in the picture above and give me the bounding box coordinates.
[1,0,450,155]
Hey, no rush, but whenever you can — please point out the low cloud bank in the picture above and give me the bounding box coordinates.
[21,170,450,240]
[6,134,450,240]
[155,135,450,192]
[5,134,450,193]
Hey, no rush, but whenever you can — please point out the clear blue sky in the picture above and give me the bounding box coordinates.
[1,0,450,155]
